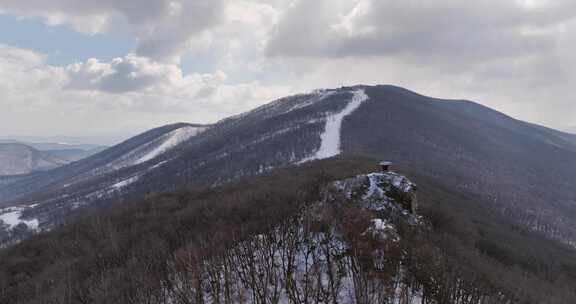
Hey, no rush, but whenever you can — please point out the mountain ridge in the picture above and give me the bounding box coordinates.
[1,84,575,250]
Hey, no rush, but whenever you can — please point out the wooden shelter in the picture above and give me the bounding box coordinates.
[379,161,392,172]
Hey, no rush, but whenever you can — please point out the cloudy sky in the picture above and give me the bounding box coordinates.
[0,0,575,143]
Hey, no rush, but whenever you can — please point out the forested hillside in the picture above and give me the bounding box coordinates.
[1,158,574,303]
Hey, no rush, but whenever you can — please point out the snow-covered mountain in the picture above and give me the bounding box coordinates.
[1,85,576,249]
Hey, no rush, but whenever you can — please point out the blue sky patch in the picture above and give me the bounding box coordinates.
[0,13,135,66]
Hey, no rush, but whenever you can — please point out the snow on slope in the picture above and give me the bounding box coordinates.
[110,175,140,191]
[100,126,207,191]
[109,125,208,170]
[303,89,368,162]
[0,206,39,230]
[134,126,206,165]
[283,89,335,114]
[67,126,205,205]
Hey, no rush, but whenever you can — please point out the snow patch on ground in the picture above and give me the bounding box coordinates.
[301,89,368,162]
[0,206,39,230]
[364,173,385,199]
[372,218,393,231]
[365,218,400,242]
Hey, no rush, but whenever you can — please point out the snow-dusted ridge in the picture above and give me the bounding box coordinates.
[222,88,336,124]
[110,175,140,191]
[110,125,208,170]
[133,126,207,165]
[283,89,336,114]
[302,89,368,162]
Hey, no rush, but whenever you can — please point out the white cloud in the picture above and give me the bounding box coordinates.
[0,44,291,138]
[266,0,576,61]
[66,55,208,93]
[0,45,67,106]
[0,0,295,139]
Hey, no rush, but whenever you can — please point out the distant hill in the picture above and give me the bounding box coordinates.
[25,142,105,152]
[25,143,108,163]
[0,141,108,177]
[0,144,67,176]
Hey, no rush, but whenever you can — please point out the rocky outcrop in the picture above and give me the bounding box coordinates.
[334,171,419,216]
